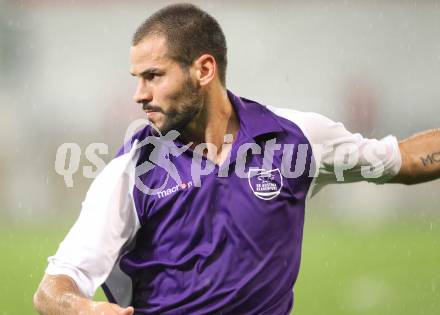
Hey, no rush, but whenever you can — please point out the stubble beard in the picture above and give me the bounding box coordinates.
[157,76,204,136]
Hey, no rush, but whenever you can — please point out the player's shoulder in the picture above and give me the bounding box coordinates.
[262,104,341,146]
[265,104,336,128]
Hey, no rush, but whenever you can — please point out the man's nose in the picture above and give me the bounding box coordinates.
[133,79,153,104]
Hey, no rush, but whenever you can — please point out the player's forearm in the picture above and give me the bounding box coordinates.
[33,274,91,315]
[390,129,440,184]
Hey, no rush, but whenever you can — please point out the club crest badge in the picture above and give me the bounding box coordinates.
[247,168,283,200]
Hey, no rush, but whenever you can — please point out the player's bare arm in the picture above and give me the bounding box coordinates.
[391,129,440,184]
[33,274,134,315]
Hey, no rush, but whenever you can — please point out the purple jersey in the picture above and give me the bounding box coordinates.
[106,90,314,314]
[46,90,401,314]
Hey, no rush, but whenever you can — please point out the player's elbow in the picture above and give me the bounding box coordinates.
[33,276,53,315]
[389,167,421,185]
[390,157,430,185]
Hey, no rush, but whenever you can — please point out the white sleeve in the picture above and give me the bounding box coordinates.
[45,147,141,298]
[268,107,402,197]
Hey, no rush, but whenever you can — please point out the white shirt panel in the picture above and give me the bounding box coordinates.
[45,143,141,298]
[267,106,402,197]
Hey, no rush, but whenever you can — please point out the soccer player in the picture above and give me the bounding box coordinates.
[34,3,440,315]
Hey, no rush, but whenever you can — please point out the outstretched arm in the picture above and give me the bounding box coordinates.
[34,144,141,314]
[390,129,440,184]
[34,274,134,315]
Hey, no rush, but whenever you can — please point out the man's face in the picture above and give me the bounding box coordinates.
[130,36,204,134]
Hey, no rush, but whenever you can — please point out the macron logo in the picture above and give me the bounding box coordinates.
[156,181,193,199]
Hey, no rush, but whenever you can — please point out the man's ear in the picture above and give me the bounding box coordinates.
[194,54,216,86]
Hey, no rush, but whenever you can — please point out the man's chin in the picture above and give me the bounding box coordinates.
[148,113,194,136]
[149,121,178,136]
[146,116,167,135]
[146,119,164,136]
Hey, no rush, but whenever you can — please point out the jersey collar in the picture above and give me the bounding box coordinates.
[227,90,284,140]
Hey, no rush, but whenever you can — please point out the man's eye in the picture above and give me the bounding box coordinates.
[146,73,161,81]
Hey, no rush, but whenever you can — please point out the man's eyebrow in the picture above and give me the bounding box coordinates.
[130,67,163,77]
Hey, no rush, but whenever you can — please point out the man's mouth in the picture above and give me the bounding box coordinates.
[145,109,159,113]
[144,108,162,120]
[142,103,162,113]
[142,104,163,120]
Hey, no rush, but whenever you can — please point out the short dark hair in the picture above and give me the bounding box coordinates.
[132,3,228,86]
